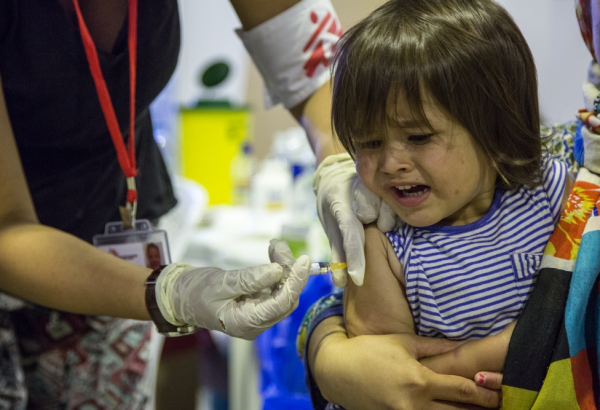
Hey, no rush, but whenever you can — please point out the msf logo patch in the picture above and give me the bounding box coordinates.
[303,10,343,78]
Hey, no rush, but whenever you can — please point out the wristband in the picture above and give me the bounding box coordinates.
[145,265,199,337]
[237,0,342,109]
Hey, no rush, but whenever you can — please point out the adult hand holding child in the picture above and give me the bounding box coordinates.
[308,316,502,410]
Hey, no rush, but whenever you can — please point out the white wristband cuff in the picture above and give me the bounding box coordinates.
[237,0,342,109]
[155,263,192,327]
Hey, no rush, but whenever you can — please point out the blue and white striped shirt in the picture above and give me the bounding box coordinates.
[385,157,568,340]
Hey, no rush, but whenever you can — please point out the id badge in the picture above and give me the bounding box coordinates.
[93,219,171,270]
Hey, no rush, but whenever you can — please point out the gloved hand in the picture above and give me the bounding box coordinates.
[313,153,397,287]
[155,240,310,340]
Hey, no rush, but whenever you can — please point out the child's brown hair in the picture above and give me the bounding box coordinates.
[332,0,542,189]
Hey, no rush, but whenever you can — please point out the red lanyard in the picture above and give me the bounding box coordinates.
[73,0,139,227]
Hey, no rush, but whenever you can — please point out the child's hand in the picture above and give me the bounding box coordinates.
[475,371,503,390]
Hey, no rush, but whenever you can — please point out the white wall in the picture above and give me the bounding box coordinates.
[176,0,248,107]
[497,0,592,124]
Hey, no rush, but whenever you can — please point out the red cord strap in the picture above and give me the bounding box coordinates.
[73,0,139,222]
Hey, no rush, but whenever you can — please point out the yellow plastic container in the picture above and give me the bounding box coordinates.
[180,107,252,205]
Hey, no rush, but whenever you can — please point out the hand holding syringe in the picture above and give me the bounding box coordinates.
[273,261,347,291]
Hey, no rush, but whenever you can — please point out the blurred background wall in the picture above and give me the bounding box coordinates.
[496,0,591,125]
[172,0,592,162]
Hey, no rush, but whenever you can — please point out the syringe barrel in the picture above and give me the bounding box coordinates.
[309,262,331,275]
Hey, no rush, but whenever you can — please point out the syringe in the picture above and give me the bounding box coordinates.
[273,262,348,291]
[309,262,347,275]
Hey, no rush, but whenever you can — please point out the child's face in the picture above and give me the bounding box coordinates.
[355,94,497,227]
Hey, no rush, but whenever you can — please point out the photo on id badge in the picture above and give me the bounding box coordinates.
[93,220,171,269]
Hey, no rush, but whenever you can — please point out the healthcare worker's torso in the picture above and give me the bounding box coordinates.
[0,0,180,242]
[0,2,180,408]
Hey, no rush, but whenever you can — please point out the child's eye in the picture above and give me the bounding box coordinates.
[357,140,383,150]
[408,134,432,145]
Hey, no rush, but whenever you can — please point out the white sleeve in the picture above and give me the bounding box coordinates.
[236,0,342,109]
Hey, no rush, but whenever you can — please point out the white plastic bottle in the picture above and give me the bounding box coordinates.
[230,142,257,206]
[251,155,293,213]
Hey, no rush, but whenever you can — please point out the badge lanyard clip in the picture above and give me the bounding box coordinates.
[74,0,139,229]
[119,177,138,229]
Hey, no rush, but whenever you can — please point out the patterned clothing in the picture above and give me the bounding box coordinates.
[543,122,580,176]
[0,306,151,410]
[576,0,596,62]
[384,157,567,340]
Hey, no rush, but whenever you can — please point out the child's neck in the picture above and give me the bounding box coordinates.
[437,188,496,227]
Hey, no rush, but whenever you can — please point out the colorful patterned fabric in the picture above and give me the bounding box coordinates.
[576,0,596,62]
[501,167,600,409]
[501,59,600,408]
[0,301,152,410]
[545,122,580,176]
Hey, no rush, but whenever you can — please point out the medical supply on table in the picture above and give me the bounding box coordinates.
[230,141,257,206]
[251,155,293,213]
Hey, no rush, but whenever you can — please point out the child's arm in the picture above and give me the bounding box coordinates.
[344,224,415,337]
[345,223,515,380]
[419,321,516,379]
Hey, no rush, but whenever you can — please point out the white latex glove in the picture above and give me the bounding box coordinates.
[155,241,310,341]
[313,153,397,287]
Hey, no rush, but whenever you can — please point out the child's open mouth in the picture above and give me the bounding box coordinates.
[391,185,431,207]
[396,185,430,197]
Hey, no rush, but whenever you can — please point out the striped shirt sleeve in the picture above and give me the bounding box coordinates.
[541,157,568,224]
[386,227,407,262]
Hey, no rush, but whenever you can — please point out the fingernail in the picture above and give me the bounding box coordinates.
[477,374,485,385]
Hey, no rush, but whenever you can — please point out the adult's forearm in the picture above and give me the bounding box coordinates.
[308,315,349,403]
[307,314,503,410]
[230,0,346,165]
[290,83,346,164]
[0,223,151,320]
[230,0,302,30]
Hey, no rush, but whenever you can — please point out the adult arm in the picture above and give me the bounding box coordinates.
[230,0,343,163]
[308,315,502,410]
[0,74,310,340]
[0,73,151,320]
